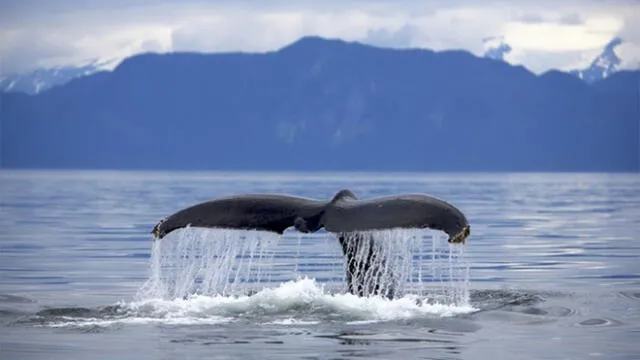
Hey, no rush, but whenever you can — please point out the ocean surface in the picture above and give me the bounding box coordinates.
[0,171,639,360]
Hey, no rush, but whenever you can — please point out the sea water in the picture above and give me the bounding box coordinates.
[1,171,639,360]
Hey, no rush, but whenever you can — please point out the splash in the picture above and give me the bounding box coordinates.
[35,278,476,329]
[136,227,470,307]
[338,229,469,305]
[136,227,281,300]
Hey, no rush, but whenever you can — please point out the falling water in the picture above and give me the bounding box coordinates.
[136,227,470,306]
[338,229,469,305]
[136,227,281,300]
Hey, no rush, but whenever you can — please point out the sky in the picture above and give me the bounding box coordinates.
[1,0,639,76]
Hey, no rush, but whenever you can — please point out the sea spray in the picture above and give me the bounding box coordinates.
[136,227,281,300]
[136,227,470,306]
[44,277,475,330]
[338,229,469,305]
[420,232,470,306]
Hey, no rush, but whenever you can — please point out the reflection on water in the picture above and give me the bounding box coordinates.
[0,171,639,360]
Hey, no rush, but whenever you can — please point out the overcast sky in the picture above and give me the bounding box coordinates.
[1,0,639,76]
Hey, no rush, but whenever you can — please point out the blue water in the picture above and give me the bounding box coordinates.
[1,171,639,360]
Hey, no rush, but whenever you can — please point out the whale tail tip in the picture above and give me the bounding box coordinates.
[449,225,470,244]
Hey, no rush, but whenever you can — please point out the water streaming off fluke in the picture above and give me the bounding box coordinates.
[136,227,470,307]
[136,228,282,300]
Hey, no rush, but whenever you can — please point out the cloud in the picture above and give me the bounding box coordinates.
[616,3,640,69]
[362,24,421,49]
[169,9,404,53]
[0,2,175,75]
[518,12,545,24]
[0,0,638,76]
[559,13,583,25]
[616,43,640,70]
[502,17,620,52]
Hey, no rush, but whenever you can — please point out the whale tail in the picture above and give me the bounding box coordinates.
[151,189,470,298]
[152,189,470,243]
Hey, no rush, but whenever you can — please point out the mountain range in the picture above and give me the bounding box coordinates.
[483,36,625,83]
[1,36,630,95]
[1,36,638,172]
[0,59,119,95]
[569,38,623,83]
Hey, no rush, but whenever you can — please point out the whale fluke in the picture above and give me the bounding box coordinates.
[151,194,325,239]
[152,189,470,244]
[151,189,470,298]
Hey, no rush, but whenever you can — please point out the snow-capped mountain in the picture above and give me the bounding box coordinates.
[0,58,120,94]
[3,36,636,172]
[569,37,622,83]
[482,36,512,61]
[482,36,624,83]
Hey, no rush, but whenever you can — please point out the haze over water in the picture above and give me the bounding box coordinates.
[1,171,639,360]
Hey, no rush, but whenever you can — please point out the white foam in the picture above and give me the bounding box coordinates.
[40,315,233,328]
[42,278,476,329]
[42,228,475,329]
[269,318,321,326]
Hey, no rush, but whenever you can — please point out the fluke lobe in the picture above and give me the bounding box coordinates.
[151,189,470,297]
